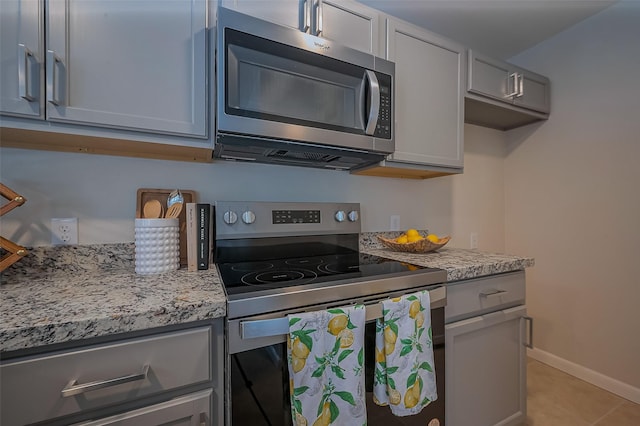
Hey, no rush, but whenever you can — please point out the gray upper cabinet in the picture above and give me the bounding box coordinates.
[44,0,208,137]
[220,0,379,54]
[1,0,207,138]
[466,49,550,130]
[353,18,465,179]
[0,0,44,118]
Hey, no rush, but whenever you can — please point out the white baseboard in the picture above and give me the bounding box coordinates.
[528,347,640,404]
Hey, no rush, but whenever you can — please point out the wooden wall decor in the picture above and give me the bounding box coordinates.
[1,183,28,272]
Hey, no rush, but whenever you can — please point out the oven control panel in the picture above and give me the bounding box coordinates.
[215,201,361,238]
[272,209,320,224]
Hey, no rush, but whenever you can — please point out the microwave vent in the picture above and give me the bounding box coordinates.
[268,150,339,163]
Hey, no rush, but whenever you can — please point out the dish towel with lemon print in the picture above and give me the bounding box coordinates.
[373,290,437,416]
[287,305,367,426]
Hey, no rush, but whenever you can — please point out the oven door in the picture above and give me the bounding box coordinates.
[216,7,394,153]
[227,287,446,426]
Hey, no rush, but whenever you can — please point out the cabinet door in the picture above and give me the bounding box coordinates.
[220,0,378,54]
[219,0,304,31]
[445,305,528,426]
[0,0,44,118]
[320,0,379,54]
[45,0,207,137]
[514,70,550,113]
[386,19,464,169]
[76,390,212,426]
[468,49,512,103]
[468,49,550,114]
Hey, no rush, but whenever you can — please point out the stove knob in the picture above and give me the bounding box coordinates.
[335,210,346,222]
[242,210,256,224]
[223,210,238,225]
[348,210,359,222]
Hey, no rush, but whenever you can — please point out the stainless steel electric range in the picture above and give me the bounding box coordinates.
[214,201,447,426]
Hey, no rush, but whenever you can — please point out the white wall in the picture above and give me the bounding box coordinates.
[1,124,507,252]
[506,1,640,397]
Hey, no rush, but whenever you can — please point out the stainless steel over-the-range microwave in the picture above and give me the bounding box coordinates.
[215,7,395,170]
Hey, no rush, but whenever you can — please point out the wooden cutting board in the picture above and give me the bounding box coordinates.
[136,188,196,267]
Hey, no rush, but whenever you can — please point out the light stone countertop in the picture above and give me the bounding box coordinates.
[0,244,226,354]
[1,236,533,354]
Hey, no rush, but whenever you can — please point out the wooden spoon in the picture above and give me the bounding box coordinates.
[165,202,183,219]
[143,199,163,218]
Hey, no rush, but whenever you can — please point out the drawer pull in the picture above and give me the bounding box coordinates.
[479,289,507,298]
[524,316,534,349]
[61,365,149,397]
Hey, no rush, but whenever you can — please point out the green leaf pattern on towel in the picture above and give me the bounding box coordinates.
[373,290,438,415]
[288,305,366,426]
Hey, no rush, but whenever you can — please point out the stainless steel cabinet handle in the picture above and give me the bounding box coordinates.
[313,0,323,36]
[479,289,507,298]
[524,315,534,348]
[18,44,35,101]
[61,365,150,397]
[364,69,380,135]
[516,73,524,97]
[299,0,310,33]
[506,72,519,98]
[46,50,63,106]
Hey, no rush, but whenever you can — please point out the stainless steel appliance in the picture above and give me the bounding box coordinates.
[215,8,395,171]
[215,201,447,425]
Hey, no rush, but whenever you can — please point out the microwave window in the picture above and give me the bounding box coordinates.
[225,32,368,134]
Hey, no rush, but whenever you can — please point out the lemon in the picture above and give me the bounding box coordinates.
[292,355,306,373]
[409,300,421,319]
[406,229,420,238]
[426,234,440,243]
[292,337,311,359]
[404,386,419,408]
[384,326,397,344]
[312,401,331,426]
[415,311,425,328]
[384,340,395,355]
[338,329,354,348]
[389,388,402,405]
[328,314,348,335]
[375,347,385,363]
[407,234,423,243]
[412,378,422,400]
[395,235,409,244]
[295,412,308,426]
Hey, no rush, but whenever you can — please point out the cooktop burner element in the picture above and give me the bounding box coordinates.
[214,201,447,319]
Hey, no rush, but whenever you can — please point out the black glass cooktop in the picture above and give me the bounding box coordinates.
[217,252,431,295]
[215,233,439,296]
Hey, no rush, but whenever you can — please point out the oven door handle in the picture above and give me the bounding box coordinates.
[239,286,446,340]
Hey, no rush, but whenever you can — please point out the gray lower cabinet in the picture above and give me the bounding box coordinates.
[466,49,550,130]
[445,271,531,426]
[220,0,379,54]
[0,323,224,426]
[75,390,212,426]
[352,18,465,179]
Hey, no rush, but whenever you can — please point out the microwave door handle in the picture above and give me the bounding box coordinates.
[364,70,380,135]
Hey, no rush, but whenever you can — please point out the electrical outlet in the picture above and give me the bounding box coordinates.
[52,218,78,245]
[390,215,400,231]
[470,232,478,249]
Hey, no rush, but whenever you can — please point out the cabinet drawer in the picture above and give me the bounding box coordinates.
[445,271,525,323]
[1,327,211,425]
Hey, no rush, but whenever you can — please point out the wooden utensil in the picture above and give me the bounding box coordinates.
[143,199,163,218]
[165,202,183,219]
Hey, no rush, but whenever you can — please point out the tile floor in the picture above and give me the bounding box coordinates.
[526,358,640,425]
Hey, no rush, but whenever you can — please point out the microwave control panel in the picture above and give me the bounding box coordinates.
[374,73,392,140]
